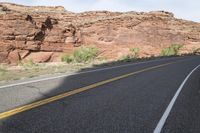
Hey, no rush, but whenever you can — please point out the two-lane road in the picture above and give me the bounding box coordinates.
[0,56,200,133]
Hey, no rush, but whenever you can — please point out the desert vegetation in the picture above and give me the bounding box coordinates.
[0,65,7,76]
[161,44,183,56]
[62,46,98,63]
[130,48,140,58]
[0,62,94,82]
[18,59,38,69]
[0,46,99,82]
[0,44,198,83]
[119,48,140,62]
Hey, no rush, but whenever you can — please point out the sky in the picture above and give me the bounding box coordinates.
[1,0,200,22]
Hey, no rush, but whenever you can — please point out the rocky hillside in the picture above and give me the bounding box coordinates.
[0,3,200,64]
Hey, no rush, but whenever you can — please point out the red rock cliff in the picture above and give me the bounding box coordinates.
[0,3,200,64]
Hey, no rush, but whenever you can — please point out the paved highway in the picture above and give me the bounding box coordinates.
[0,56,200,133]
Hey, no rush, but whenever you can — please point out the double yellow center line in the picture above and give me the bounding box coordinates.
[0,61,175,120]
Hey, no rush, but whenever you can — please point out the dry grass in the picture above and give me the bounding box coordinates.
[0,62,94,82]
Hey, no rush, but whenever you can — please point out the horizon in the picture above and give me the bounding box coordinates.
[0,0,200,22]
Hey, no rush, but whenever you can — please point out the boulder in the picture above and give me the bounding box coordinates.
[25,52,53,63]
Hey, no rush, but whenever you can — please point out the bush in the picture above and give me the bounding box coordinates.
[130,48,140,58]
[161,48,174,56]
[120,55,132,62]
[161,44,182,56]
[61,46,98,63]
[61,55,73,63]
[73,46,98,63]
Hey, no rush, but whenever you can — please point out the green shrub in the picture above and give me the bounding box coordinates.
[130,48,140,58]
[61,46,98,63]
[172,44,183,54]
[161,44,183,56]
[161,48,174,56]
[120,55,132,62]
[61,55,73,63]
[73,46,98,63]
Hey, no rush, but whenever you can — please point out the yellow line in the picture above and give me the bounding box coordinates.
[0,62,174,120]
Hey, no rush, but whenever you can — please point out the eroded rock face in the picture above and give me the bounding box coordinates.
[0,3,200,64]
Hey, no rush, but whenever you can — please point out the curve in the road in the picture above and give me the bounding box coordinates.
[0,61,176,120]
[154,64,200,133]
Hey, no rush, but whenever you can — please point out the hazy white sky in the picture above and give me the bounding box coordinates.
[1,0,200,22]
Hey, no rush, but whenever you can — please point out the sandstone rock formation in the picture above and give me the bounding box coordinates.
[0,3,200,64]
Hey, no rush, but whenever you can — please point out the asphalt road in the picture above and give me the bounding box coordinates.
[0,56,200,133]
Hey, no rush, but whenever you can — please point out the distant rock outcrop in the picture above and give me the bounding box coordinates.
[0,3,200,64]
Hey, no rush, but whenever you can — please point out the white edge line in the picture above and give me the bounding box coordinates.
[153,64,200,133]
[0,57,181,89]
